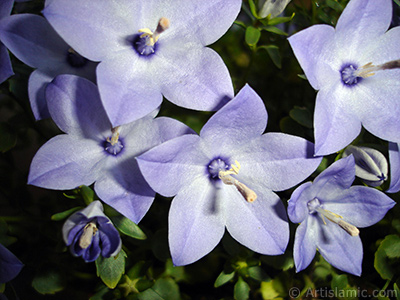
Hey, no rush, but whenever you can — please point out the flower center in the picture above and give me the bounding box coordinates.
[66,48,88,68]
[341,59,400,86]
[307,198,359,236]
[218,160,257,203]
[208,158,229,179]
[104,126,124,156]
[134,17,170,56]
[79,222,98,249]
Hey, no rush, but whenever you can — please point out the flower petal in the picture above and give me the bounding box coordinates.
[28,69,53,120]
[96,55,163,127]
[287,181,313,224]
[388,142,400,193]
[316,217,363,276]
[293,218,317,273]
[314,85,362,156]
[0,243,23,283]
[98,222,122,258]
[95,159,155,224]
[323,186,395,228]
[46,75,111,138]
[168,177,225,266]
[0,0,13,19]
[157,46,233,112]
[288,24,336,90]
[137,134,207,197]
[335,0,392,53]
[200,84,267,151]
[28,135,105,189]
[236,133,321,192]
[224,183,289,255]
[0,43,13,84]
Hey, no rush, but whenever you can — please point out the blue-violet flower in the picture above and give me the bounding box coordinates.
[43,0,241,127]
[288,0,400,155]
[287,155,395,276]
[62,200,121,262]
[0,243,23,283]
[28,74,193,223]
[387,142,400,193]
[0,0,14,84]
[137,84,322,266]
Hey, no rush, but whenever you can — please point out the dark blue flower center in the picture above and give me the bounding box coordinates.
[133,34,158,56]
[66,49,88,68]
[340,63,362,86]
[103,139,124,156]
[207,158,230,180]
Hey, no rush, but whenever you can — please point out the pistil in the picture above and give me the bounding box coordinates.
[218,161,257,202]
[79,222,98,249]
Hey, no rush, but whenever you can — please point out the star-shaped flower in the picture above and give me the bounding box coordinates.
[62,200,121,263]
[0,0,14,84]
[42,0,241,127]
[288,0,400,155]
[0,14,97,119]
[0,243,23,283]
[28,74,193,223]
[287,155,395,276]
[137,85,322,266]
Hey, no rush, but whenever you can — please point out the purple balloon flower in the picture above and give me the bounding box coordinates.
[0,14,97,120]
[288,0,400,155]
[0,243,23,283]
[63,200,121,262]
[0,0,14,84]
[28,74,194,223]
[137,84,322,266]
[288,155,395,276]
[42,0,241,127]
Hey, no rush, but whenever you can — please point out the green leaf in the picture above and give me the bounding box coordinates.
[382,235,400,258]
[331,274,349,291]
[248,0,260,19]
[245,26,261,47]
[234,277,250,300]
[111,215,147,240]
[289,106,313,128]
[137,278,181,300]
[279,116,306,137]
[80,185,95,205]
[0,123,17,153]
[260,25,288,36]
[374,235,400,280]
[214,269,236,287]
[267,13,295,26]
[394,280,400,300]
[395,0,400,7]
[258,45,281,69]
[96,250,126,289]
[247,266,270,282]
[326,0,344,12]
[32,267,65,295]
[51,207,83,221]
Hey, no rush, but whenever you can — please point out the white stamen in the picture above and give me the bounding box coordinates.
[218,161,257,202]
[315,207,359,236]
[138,17,170,47]
[107,126,121,146]
[354,59,400,78]
[79,222,98,249]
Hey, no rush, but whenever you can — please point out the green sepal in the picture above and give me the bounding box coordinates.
[51,206,83,221]
[234,277,250,300]
[260,25,288,36]
[110,215,147,240]
[267,13,295,26]
[214,268,236,288]
[96,250,127,289]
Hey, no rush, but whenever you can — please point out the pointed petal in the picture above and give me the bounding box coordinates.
[157,47,233,112]
[316,217,363,276]
[28,69,53,120]
[169,177,225,266]
[28,135,105,189]
[293,218,317,273]
[46,75,111,138]
[0,14,68,69]
[313,155,355,194]
[288,24,335,90]
[200,85,267,151]
[95,159,155,224]
[96,55,163,127]
[287,181,313,224]
[0,43,13,84]
[158,0,241,46]
[224,184,289,255]
[388,142,400,193]
[314,85,362,156]
[235,133,321,191]
[335,0,392,54]
[137,134,207,197]
[323,186,395,228]
[354,72,400,144]
[0,0,13,18]
[0,243,23,283]
[43,0,138,61]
